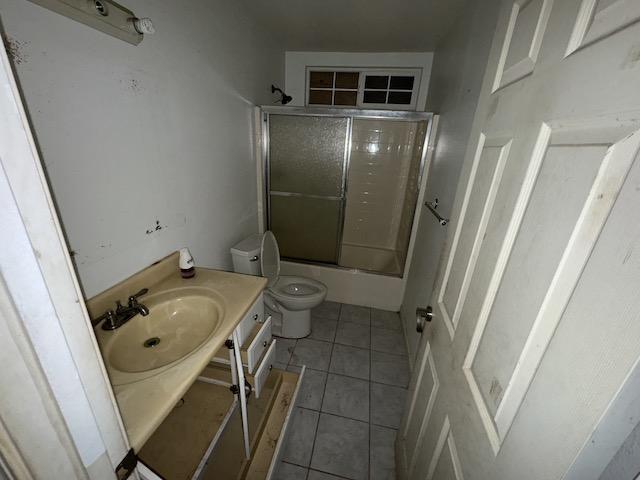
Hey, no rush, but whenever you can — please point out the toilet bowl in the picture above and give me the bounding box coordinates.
[230,231,327,338]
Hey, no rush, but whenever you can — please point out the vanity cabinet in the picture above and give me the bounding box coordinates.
[135,294,303,480]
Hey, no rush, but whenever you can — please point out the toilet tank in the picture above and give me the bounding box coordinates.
[230,234,263,276]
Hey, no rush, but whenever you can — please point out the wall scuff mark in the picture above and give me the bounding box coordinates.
[2,34,29,64]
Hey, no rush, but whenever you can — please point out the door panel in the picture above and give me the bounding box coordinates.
[398,0,640,478]
[493,0,554,90]
[566,0,640,55]
[400,342,439,475]
[471,119,640,445]
[425,418,464,480]
[473,140,605,418]
[438,136,511,339]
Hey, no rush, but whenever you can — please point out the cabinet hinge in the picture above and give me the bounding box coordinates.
[229,379,253,397]
[115,448,137,480]
[225,339,234,349]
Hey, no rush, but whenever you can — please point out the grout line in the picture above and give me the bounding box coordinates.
[368,305,372,479]
[371,324,404,333]
[304,302,340,472]
[370,423,400,432]
[286,352,405,388]
[308,467,353,480]
[370,379,408,390]
[290,336,335,346]
[297,406,369,425]
[371,348,409,358]
[370,348,409,357]
[282,332,408,357]
[281,460,310,474]
[281,459,354,480]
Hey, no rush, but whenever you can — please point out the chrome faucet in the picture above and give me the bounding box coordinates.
[93,288,150,330]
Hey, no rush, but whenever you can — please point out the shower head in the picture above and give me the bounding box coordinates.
[271,85,292,105]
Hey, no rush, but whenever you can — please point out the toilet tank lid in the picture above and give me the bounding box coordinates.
[230,234,262,257]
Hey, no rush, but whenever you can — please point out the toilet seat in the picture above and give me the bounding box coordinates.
[260,232,327,312]
[260,231,280,288]
[269,275,327,311]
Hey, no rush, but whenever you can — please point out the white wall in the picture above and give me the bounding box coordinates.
[599,422,640,480]
[400,0,501,364]
[0,37,125,476]
[284,51,433,110]
[0,0,284,298]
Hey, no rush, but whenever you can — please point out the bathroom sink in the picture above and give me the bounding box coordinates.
[99,287,223,383]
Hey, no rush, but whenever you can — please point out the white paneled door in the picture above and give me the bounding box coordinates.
[397,1,640,479]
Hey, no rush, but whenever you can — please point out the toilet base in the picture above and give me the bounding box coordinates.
[267,303,311,339]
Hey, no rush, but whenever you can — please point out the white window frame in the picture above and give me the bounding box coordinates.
[305,67,422,111]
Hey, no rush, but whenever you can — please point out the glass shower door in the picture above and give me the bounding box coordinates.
[268,115,349,263]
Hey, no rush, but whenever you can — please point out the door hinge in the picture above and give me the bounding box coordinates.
[115,448,137,480]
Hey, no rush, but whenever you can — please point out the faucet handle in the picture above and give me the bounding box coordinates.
[115,300,125,312]
[93,309,117,329]
[128,288,149,304]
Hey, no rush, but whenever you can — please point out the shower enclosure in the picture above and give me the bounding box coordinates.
[263,107,432,277]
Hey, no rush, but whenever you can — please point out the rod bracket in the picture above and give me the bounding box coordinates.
[425,198,449,226]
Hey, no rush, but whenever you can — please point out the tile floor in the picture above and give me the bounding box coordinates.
[273,301,409,480]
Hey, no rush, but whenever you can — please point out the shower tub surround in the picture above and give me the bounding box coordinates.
[262,108,437,311]
[272,300,409,480]
[340,118,427,275]
[264,108,431,278]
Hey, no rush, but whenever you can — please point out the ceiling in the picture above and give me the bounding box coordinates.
[243,0,468,52]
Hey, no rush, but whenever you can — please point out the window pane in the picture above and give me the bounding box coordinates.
[390,76,415,90]
[308,89,333,105]
[363,90,387,104]
[334,90,357,106]
[309,71,334,88]
[388,91,412,105]
[364,75,389,89]
[335,72,359,89]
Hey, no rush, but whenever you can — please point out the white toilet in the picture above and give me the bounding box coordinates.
[230,231,327,338]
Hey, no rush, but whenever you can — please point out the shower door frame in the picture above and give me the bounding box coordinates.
[261,106,434,277]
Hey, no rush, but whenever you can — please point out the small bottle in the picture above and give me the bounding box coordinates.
[179,248,195,278]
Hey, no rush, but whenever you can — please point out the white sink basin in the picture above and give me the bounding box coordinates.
[98,286,223,385]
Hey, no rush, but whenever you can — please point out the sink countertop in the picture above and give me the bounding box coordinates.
[86,252,267,451]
